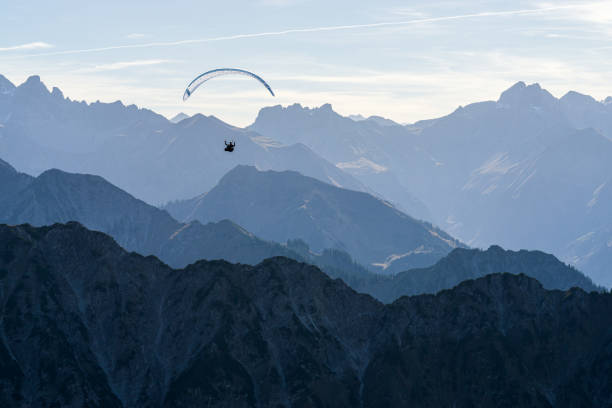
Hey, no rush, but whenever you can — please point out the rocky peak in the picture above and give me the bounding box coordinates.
[16,74,50,97]
[560,90,601,110]
[497,81,558,109]
[252,102,341,127]
[51,86,64,99]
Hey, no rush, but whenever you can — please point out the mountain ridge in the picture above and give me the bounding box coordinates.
[0,75,376,207]
[0,221,610,407]
[164,164,462,273]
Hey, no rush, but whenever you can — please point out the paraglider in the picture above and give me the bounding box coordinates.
[182,68,275,101]
[182,68,274,152]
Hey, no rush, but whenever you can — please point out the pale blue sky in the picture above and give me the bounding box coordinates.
[2,0,612,125]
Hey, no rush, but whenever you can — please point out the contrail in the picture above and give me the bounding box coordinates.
[4,5,579,59]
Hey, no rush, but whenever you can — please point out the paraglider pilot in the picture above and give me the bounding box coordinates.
[224,141,235,152]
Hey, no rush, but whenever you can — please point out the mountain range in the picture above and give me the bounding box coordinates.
[163,165,461,273]
[249,83,612,287]
[1,157,596,303]
[0,157,300,268]
[1,73,610,286]
[0,222,610,407]
[0,75,371,207]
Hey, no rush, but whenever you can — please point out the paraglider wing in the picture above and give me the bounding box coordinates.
[183,68,275,101]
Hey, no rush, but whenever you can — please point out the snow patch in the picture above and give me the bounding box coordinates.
[587,182,606,208]
[475,153,519,176]
[429,229,458,248]
[327,176,342,188]
[372,246,433,270]
[251,135,283,149]
[575,231,595,243]
[336,157,388,173]
[482,184,497,195]
[511,169,537,199]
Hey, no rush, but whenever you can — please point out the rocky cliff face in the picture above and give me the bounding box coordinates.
[1,223,610,407]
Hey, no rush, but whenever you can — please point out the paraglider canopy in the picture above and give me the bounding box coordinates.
[183,68,275,101]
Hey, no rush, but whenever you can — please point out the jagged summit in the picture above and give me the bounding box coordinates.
[17,74,49,95]
[497,81,557,107]
[253,102,342,125]
[50,86,64,99]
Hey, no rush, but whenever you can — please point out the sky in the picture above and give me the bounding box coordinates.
[2,0,612,126]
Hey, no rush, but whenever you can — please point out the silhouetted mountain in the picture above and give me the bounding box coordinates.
[164,165,463,273]
[1,222,610,407]
[0,75,371,205]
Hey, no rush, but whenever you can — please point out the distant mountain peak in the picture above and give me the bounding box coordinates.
[367,115,399,127]
[23,75,44,88]
[180,112,237,131]
[170,112,190,123]
[349,114,366,121]
[497,81,557,108]
[17,75,49,96]
[255,102,340,121]
[51,86,64,99]
[560,90,598,104]
[219,164,267,183]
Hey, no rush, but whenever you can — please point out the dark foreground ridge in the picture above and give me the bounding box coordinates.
[1,222,611,407]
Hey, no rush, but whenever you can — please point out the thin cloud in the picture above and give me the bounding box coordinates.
[5,5,581,58]
[538,1,612,24]
[76,59,172,73]
[0,42,53,52]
